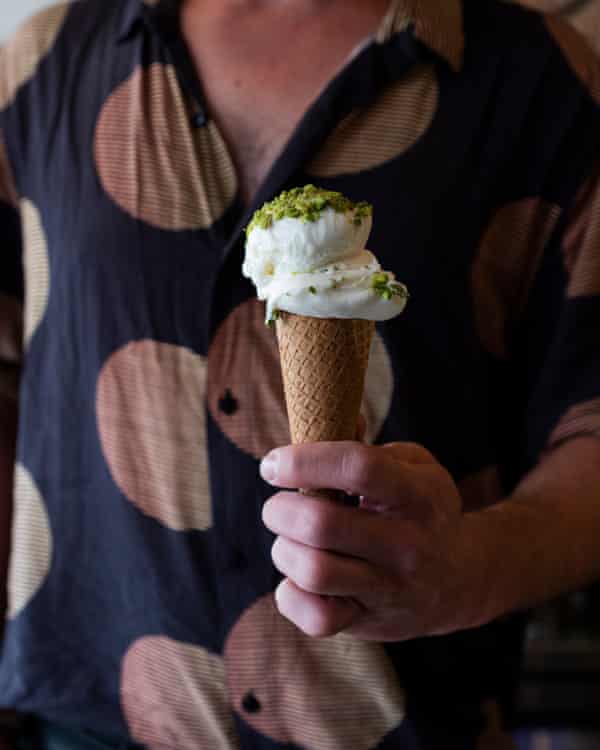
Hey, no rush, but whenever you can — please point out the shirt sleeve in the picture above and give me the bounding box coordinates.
[524,160,600,463]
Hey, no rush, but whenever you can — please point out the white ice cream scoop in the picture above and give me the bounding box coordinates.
[243,185,408,323]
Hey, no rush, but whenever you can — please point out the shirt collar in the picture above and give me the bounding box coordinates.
[376,0,464,72]
[117,0,159,43]
[118,0,464,72]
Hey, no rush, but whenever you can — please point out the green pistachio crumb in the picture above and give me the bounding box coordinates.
[371,272,409,301]
[266,309,280,326]
[371,272,389,287]
[246,184,373,236]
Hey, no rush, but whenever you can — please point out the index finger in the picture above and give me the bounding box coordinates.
[260,441,421,504]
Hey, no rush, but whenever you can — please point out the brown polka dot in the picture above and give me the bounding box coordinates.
[570,1,600,55]
[563,171,600,298]
[471,198,561,359]
[7,464,52,619]
[377,0,464,72]
[545,14,600,104]
[207,299,394,458]
[96,341,212,532]
[21,199,50,347]
[0,131,18,207]
[307,65,439,177]
[548,398,600,448]
[0,3,69,111]
[95,64,237,230]
[121,636,239,749]
[207,299,288,459]
[458,466,503,513]
[224,594,405,749]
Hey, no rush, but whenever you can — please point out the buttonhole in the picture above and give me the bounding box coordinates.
[219,389,239,415]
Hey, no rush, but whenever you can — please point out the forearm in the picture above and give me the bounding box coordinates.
[465,436,600,626]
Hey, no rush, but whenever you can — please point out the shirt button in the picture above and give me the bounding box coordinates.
[219,389,239,415]
[242,692,261,714]
[191,110,208,128]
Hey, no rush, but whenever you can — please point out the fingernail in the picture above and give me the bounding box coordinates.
[260,451,279,483]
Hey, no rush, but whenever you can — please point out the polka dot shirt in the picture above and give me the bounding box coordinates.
[1,0,600,747]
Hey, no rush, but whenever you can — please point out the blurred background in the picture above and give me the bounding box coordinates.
[1,1,52,39]
[1,0,600,748]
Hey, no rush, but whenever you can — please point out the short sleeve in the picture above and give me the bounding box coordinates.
[524,161,600,461]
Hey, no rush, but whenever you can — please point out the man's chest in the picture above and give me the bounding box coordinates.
[180,0,390,202]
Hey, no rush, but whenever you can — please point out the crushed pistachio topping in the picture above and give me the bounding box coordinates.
[246,184,372,235]
[266,308,280,327]
[371,272,409,302]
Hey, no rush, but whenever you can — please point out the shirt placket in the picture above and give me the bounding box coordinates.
[137,4,428,747]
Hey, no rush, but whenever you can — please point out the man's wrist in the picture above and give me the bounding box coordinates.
[459,437,600,628]
[457,502,539,629]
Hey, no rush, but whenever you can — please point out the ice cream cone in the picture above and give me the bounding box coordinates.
[275,312,374,500]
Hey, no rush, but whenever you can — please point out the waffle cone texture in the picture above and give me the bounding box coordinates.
[275,313,374,445]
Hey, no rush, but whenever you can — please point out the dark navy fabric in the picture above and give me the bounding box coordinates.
[1,0,600,747]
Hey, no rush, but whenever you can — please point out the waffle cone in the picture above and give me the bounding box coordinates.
[275,312,374,499]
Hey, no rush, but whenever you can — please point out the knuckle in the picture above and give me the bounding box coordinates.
[301,553,329,593]
[301,505,336,547]
[406,442,436,464]
[340,444,375,492]
[304,605,338,638]
[285,447,306,483]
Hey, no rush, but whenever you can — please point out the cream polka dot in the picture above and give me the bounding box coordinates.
[545,14,600,104]
[471,198,561,359]
[363,332,394,444]
[307,65,439,177]
[121,636,239,749]
[225,594,405,750]
[95,64,237,230]
[0,131,18,208]
[96,341,212,532]
[7,464,52,619]
[0,3,69,111]
[21,199,50,347]
[208,299,394,457]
